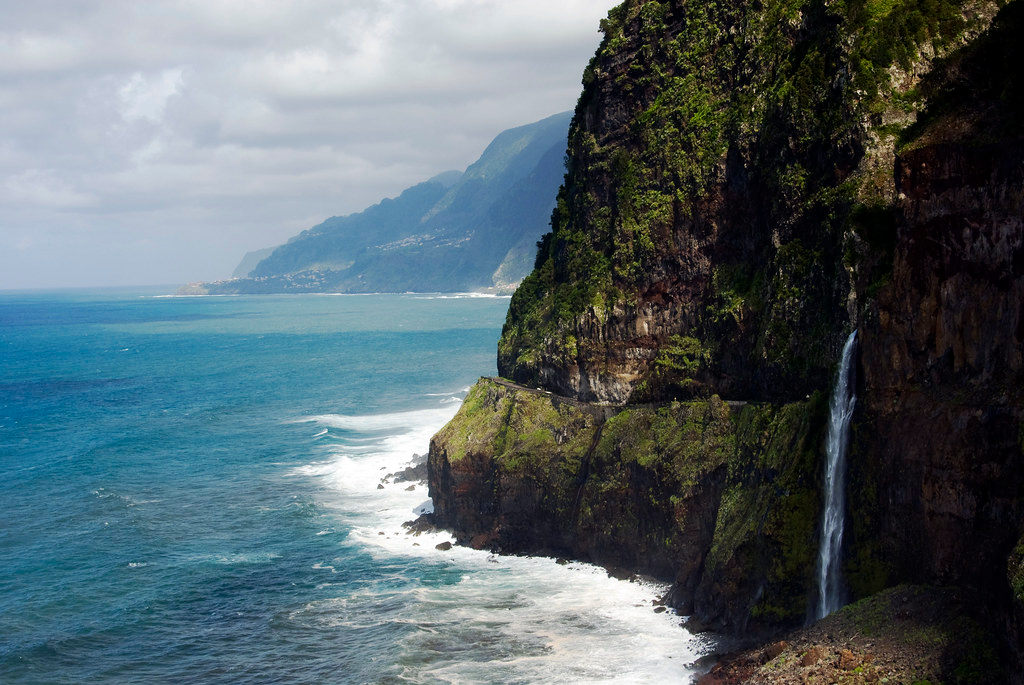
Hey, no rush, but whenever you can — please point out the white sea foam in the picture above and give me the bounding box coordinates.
[92,488,162,508]
[291,461,336,477]
[213,552,281,565]
[422,386,470,401]
[291,395,714,682]
[308,405,457,433]
[174,551,283,566]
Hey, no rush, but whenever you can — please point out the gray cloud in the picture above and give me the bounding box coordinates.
[0,0,615,289]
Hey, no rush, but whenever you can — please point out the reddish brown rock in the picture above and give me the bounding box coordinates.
[846,12,1024,675]
[763,641,788,662]
[469,533,493,550]
[838,648,860,671]
[800,646,824,667]
[699,586,1001,684]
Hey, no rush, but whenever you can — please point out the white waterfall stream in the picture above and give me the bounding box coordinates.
[815,330,858,620]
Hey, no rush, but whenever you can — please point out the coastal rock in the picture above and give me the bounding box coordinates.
[402,515,437,536]
[799,646,823,667]
[387,458,428,484]
[762,641,788,662]
[698,586,1002,684]
[469,533,494,550]
[844,8,1024,672]
[429,377,825,632]
[429,0,1024,675]
[837,648,859,671]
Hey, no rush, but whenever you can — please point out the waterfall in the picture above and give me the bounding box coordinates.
[815,330,857,621]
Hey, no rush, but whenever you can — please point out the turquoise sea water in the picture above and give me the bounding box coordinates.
[0,290,707,683]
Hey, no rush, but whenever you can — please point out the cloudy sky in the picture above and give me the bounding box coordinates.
[0,0,615,289]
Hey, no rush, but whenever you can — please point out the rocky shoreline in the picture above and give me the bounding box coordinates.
[698,586,1002,684]
[427,377,826,634]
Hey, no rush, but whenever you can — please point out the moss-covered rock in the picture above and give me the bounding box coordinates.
[434,379,598,471]
[429,378,827,631]
[700,585,1004,684]
[1009,534,1024,605]
[497,0,998,406]
[695,395,827,631]
[429,379,602,553]
[575,396,736,594]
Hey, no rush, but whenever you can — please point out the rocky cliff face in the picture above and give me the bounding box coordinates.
[428,0,1023,676]
[847,1,1024,661]
[429,378,826,632]
[851,142,1024,586]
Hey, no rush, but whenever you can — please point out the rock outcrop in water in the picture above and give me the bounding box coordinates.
[428,0,1024,678]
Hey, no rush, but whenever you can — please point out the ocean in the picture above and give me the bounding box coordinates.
[0,290,709,683]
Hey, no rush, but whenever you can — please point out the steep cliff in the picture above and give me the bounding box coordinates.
[847,0,1024,662]
[429,378,825,632]
[498,0,998,404]
[428,0,1023,677]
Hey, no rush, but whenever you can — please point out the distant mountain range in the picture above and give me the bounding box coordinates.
[181,111,570,295]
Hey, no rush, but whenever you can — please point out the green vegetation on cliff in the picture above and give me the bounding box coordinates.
[435,380,598,477]
[498,0,998,404]
[699,394,826,626]
[430,378,827,631]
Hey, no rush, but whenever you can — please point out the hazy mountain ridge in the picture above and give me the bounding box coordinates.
[188,112,571,295]
[231,247,275,279]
